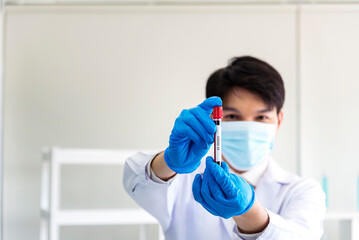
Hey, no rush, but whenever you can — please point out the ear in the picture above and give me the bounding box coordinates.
[276,110,284,132]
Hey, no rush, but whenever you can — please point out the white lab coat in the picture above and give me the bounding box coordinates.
[123,151,326,240]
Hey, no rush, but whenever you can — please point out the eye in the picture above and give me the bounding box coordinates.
[256,115,268,121]
[223,114,240,121]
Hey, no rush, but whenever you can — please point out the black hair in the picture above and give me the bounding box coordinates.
[206,56,285,113]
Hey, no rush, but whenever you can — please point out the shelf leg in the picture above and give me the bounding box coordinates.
[139,224,147,240]
[351,219,359,240]
[158,224,164,240]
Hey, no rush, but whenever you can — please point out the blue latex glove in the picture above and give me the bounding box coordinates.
[164,97,222,174]
[192,157,255,219]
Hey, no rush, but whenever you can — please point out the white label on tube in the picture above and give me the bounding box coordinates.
[215,122,222,164]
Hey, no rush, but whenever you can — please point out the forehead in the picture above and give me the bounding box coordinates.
[223,87,267,107]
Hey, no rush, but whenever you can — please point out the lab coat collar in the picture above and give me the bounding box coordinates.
[255,157,299,210]
[237,156,269,187]
[229,155,296,187]
[263,157,298,184]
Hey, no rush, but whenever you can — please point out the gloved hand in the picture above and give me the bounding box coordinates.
[192,157,255,219]
[164,97,222,174]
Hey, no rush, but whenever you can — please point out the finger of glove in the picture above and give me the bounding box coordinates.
[201,164,216,201]
[206,159,252,210]
[192,174,205,204]
[205,157,234,201]
[222,174,254,211]
[181,110,214,145]
[206,157,230,182]
[205,165,244,212]
[201,163,227,214]
[192,174,221,216]
[231,174,253,197]
[206,158,238,199]
[197,97,222,115]
[220,161,230,174]
[201,180,228,217]
[206,168,228,203]
[173,118,207,149]
[190,107,216,136]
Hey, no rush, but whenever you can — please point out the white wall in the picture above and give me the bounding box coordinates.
[3,5,297,240]
[4,4,357,240]
[301,4,359,213]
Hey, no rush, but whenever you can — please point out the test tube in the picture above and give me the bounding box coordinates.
[213,106,223,166]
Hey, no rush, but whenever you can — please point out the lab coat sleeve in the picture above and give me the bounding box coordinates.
[234,178,326,240]
[234,227,264,240]
[122,151,178,232]
[147,157,177,184]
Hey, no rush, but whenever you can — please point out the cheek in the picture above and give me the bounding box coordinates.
[270,117,279,124]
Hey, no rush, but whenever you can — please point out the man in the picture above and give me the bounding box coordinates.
[123,56,326,239]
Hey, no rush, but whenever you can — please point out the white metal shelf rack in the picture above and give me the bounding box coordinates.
[40,147,359,240]
[40,147,164,240]
[324,212,359,239]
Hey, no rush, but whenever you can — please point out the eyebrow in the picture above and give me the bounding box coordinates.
[223,107,240,113]
[256,108,272,114]
[223,107,272,114]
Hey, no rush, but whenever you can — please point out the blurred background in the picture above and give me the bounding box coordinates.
[1,0,359,239]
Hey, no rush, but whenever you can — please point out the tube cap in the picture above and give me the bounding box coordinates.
[213,106,223,119]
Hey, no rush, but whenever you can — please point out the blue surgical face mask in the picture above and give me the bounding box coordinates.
[222,121,277,171]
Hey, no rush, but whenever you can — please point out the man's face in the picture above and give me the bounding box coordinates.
[222,87,282,128]
[221,87,283,173]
